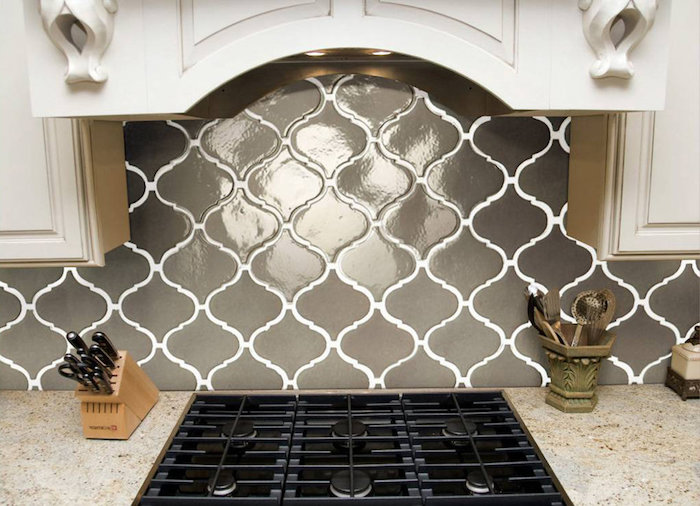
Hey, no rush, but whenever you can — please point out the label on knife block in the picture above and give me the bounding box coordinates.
[75,351,159,440]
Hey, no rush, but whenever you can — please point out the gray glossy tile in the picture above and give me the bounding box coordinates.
[428,307,501,376]
[209,271,283,340]
[141,349,197,390]
[250,230,325,301]
[561,266,635,321]
[385,270,459,337]
[336,74,412,134]
[205,189,279,262]
[210,349,283,389]
[0,268,63,302]
[472,117,550,176]
[0,313,65,376]
[157,148,233,222]
[598,359,631,385]
[201,116,279,178]
[649,266,700,335]
[472,268,529,337]
[340,310,414,377]
[34,272,106,332]
[291,101,366,177]
[89,312,153,362]
[77,245,150,302]
[340,229,415,301]
[385,184,459,258]
[174,119,214,139]
[297,350,369,389]
[381,98,459,176]
[162,231,238,302]
[248,148,324,220]
[512,327,548,373]
[39,365,78,390]
[641,357,671,384]
[249,80,322,135]
[0,287,21,327]
[427,140,504,218]
[314,74,342,93]
[384,348,456,388]
[518,227,593,291]
[123,122,188,180]
[429,226,503,298]
[129,195,191,262]
[337,144,413,219]
[606,260,682,297]
[126,169,146,206]
[167,311,238,377]
[470,347,543,387]
[0,362,28,390]
[121,273,195,342]
[253,312,326,378]
[610,307,675,374]
[518,141,569,214]
[471,185,547,257]
[296,271,370,338]
[293,188,369,260]
[547,117,568,130]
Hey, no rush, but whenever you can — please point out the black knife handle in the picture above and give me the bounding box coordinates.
[80,352,113,378]
[66,331,88,352]
[89,344,116,370]
[92,332,118,361]
[91,371,113,395]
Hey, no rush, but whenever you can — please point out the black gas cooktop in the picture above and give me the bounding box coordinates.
[135,392,568,505]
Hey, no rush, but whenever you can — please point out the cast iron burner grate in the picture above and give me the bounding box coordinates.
[136,392,566,505]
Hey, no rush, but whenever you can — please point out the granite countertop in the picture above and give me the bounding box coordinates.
[0,385,698,505]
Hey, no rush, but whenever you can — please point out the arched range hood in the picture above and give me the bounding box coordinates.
[23,1,670,119]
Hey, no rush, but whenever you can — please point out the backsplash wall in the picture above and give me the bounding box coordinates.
[0,75,698,390]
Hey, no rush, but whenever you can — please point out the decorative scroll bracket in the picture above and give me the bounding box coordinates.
[579,0,657,79]
[40,0,118,84]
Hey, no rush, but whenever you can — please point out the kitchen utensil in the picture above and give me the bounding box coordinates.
[90,370,113,394]
[65,331,88,352]
[533,307,567,346]
[587,289,616,345]
[58,360,92,388]
[92,331,118,361]
[80,352,113,379]
[89,343,116,370]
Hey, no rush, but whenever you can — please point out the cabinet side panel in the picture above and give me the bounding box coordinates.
[567,115,609,251]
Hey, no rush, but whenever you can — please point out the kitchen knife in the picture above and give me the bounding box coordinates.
[92,332,118,361]
[80,352,113,379]
[90,370,113,395]
[65,331,88,353]
[89,343,116,370]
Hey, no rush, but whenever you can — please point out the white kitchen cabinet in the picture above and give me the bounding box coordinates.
[22,0,670,118]
[0,2,128,266]
[567,1,700,260]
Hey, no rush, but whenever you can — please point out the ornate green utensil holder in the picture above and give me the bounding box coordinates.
[539,331,616,413]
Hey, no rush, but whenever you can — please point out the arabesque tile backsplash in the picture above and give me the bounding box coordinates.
[0,75,698,390]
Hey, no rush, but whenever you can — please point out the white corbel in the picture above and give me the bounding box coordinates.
[579,0,657,79]
[39,0,118,84]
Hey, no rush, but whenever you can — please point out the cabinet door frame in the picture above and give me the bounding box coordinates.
[0,118,103,265]
[568,113,700,261]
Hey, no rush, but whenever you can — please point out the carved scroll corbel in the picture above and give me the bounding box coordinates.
[40,0,118,84]
[579,0,657,79]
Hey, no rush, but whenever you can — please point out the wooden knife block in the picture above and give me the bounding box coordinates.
[74,351,159,440]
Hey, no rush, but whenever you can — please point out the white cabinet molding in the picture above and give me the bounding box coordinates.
[39,0,118,83]
[578,0,657,79]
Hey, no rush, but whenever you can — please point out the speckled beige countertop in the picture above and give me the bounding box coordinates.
[0,385,698,505]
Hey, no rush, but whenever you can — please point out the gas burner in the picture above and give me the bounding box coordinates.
[330,419,367,450]
[221,419,257,449]
[442,417,478,446]
[207,470,237,497]
[466,470,494,495]
[329,469,372,498]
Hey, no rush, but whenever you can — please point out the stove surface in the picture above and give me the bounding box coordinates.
[135,391,567,505]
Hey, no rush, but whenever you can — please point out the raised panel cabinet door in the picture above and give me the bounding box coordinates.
[0,2,129,265]
[615,0,700,255]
